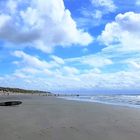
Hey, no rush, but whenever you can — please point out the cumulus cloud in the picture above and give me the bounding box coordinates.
[0,0,93,53]
[98,12,140,52]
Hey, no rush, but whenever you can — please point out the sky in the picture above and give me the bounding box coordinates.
[0,0,140,93]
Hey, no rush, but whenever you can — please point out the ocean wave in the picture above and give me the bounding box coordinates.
[60,95,140,108]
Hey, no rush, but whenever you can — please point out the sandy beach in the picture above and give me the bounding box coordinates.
[0,95,140,140]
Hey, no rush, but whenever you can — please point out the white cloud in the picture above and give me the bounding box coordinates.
[124,58,140,70]
[2,11,140,91]
[129,61,140,69]
[16,67,40,75]
[0,0,93,53]
[81,9,103,20]
[1,49,140,91]
[2,69,140,91]
[91,0,116,12]
[136,0,140,5]
[51,55,65,65]
[116,12,140,33]
[98,12,140,52]
[82,48,89,53]
[94,10,103,19]
[77,0,116,28]
[12,50,79,78]
[6,0,19,14]
[0,14,40,44]
[1,2,140,92]
[81,56,113,67]
[13,51,52,69]
[62,66,79,75]
[0,14,11,28]
[66,54,113,68]
[78,10,103,27]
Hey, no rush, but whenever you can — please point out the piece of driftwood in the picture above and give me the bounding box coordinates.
[0,101,22,106]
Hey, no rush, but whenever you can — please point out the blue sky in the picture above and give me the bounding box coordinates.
[0,0,140,93]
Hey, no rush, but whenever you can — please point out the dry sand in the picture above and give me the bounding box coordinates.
[0,95,140,140]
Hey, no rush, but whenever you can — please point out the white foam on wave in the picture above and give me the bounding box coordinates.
[59,95,140,108]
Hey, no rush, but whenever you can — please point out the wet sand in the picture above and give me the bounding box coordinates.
[0,95,140,140]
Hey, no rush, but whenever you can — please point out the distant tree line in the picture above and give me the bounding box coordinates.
[0,87,52,95]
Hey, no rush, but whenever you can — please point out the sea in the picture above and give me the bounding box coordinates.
[60,94,140,108]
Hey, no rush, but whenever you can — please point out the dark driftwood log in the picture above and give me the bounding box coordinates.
[0,101,22,106]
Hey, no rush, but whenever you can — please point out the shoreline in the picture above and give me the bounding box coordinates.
[1,93,140,109]
[59,96,140,109]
